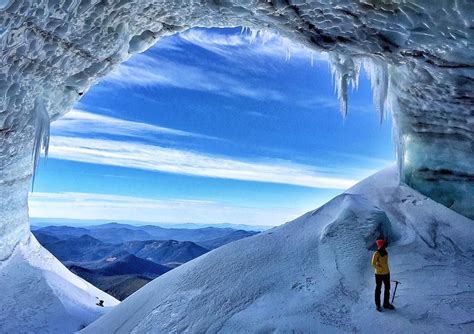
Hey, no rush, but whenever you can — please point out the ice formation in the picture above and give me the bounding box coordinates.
[0,1,472,331]
[82,167,474,333]
[32,97,50,188]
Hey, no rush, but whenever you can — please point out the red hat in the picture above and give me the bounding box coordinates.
[376,239,385,249]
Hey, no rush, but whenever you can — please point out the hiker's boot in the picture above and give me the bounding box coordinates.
[376,305,382,312]
[384,303,395,310]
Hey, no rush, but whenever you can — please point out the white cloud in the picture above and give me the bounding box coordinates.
[29,192,306,226]
[105,54,286,101]
[47,136,362,189]
[178,28,325,63]
[103,28,329,101]
[52,109,218,140]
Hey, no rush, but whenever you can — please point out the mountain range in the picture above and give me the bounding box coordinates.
[33,223,258,300]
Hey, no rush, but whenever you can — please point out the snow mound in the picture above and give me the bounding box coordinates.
[0,235,119,333]
[83,167,474,333]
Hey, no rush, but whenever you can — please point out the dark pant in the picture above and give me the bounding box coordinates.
[375,274,391,307]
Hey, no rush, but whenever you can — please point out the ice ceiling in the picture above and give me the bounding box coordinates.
[0,0,473,260]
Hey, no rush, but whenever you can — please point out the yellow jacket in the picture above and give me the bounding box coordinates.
[371,250,389,275]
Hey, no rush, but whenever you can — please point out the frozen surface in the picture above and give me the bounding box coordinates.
[83,167,474,333]
[0,234,119,333]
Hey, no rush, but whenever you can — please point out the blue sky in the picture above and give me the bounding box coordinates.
[30,28,395,227]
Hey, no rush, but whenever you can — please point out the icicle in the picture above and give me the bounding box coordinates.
[396,131,408,185]
[329,53,358,118]
[389,94,405,184]
[249,29,258,44]
[363,58,388,123]
[352,61,361,90]
[258,29,273,45]
[31,97,50,190]
[310,52,314,67]
[327,54,390,120]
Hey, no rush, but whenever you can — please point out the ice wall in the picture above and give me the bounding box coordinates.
[391,64,474,218]
[0,1,473,259]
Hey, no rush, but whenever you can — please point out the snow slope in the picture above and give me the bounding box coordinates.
[0,235,119,333]
[83,167,474,333]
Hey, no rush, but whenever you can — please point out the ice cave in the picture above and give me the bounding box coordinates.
[0,1,473,333]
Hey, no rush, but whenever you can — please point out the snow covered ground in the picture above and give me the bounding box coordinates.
[0,235,118,333]
[83,166,474,333]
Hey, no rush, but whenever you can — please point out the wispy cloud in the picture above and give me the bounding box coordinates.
[296,96,341,111]
[29,192,304,226]
[178,28,326,63]
[105,54,285,102]
[47,136,361,190]
[52,109,218,141]
[103,29,329,102]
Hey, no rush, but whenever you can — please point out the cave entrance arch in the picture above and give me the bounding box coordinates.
[31,26,395,230]
[1,1,473,261]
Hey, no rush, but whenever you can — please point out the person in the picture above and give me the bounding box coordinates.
[371,239,395,311]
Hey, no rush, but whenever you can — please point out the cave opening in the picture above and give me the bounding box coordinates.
[27,25,397,304]
[29,27,395,230]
